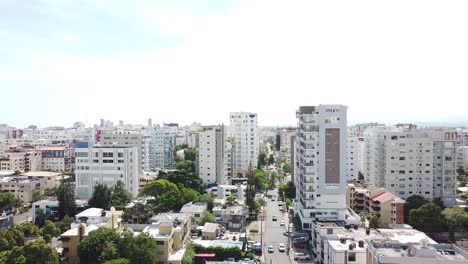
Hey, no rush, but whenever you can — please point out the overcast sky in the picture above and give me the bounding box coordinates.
[1,0,467,128]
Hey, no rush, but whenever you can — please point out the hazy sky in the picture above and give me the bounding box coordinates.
[1,0,467,128]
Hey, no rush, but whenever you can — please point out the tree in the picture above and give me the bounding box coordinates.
[35,209,46,228]
[142,179,184,213]
[0,226,25,252]
[40,221,61,244]
[268,154,275,165]
[118,232,157,264]
[404,195,428,223]
[278,182,296,200]
[199,212,215,225]
[55,215,74,233]
[252,170,267,190]
[57,182,77,218]
[176,160,196,173]
[457,165,466,177]
[432,197,446,210]
[184,148,197,162]
[282,163,291,175]
[368,215,380,228]
[14,170,22,176]
[158,170,203,193]
[257,153,267,169]
[111,181,132,210]
[0,192,19,211]
[409,203,444,233]
[44,187,57,197]
[226,196,238,207]
[32,191,44,203]
[442,207,468,242]
[285,198,292,210]
[197,194,214,212]
[89,184,112,210]
[123,203,152,224]
[182,244,195,264]
[21,239,60,264]
[18,222,40,237]
[78,228,121,264]
[105,259,130,264]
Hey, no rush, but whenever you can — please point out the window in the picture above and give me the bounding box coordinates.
[327,229,333,234]
[118,153,124,158]
[348,252,356,261]
[156,241,165,245]
[103,152,114,158]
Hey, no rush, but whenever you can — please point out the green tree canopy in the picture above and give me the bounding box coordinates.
[17,222,40,237]
[122,202,152,224]
[158,170,203,193]
[118,232,156,264]
[0,192,19,211]
[54,215,74,233]
[252,170,267,190]
[442,207,468,241]
[257,153,267,169]
[184,148,197,162]
[78,228,121,264]
[368,215,380,228]
[225,196,238,207]
[111,181,132,210]
[104,258,130,264]
[404,195,428,223]
[142,179,183,213]
[409,203,445,233]
[199,212,216,225]
[89,184,112,210]
[40,221,61,244]
[21,239,60,264]
[268,154,275,165]
[282,163,291,174]
[278,182,296,200]
[57,182,77,218]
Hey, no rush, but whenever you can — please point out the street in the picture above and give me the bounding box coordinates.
[252,188,314,264]
[14,208,33,224]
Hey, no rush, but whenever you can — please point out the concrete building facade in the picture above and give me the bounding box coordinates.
[294,105,348,230]
[75,143,139,199]
[229,112,259,177]
[198,126,225,185]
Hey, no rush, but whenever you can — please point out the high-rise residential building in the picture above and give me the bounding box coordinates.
[152,125,179,170]
[364,127,460,205]
[294,105,348,229]
[229,112,259,176]
[198,125,225,185]
[0,148,42,172]
[100,129,151,172]
[74,143,139,199]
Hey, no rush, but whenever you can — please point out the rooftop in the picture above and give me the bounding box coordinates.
[150,213,191,225]
[202,223,219,233]
[22,171,63,177]
[167,249,186,262]
[192,239,243,249]
[180,202,207,214]
[374,243,468,263]
[75,208,104,218]
[60,224,99,237]
[372,192,404,203]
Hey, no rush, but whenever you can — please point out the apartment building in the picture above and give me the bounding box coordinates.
[293,105,348,229]
[458,146,468,168]
[21,171,67,190]
[60,224,99,264]
[0,148,42,172]
[100,129,151,172]
[364,127,460,205]
[145,213,192,264]
[74,143,139,199]
[229,112,259,177]
[312,222,468,264]
[153,125,179,170]
[198,125,226,185]
[37,145,74,172]
[0,176,46,203]
[347,182,405,227]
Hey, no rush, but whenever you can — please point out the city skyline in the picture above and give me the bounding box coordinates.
[1,0,467,127]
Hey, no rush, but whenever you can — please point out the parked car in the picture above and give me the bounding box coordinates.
[278,243,286,252]
[280,220,285,226]
[272,215,277,221]
[294,252,311,260]
[293,242,306,248]
[268,245,274,253]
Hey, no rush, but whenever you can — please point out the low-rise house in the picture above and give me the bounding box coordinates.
[144,213,192,264]
[180,202,207,223]
[0,176,46,203]
[72,207,123,231]
[212,205,248,230]
[21,171,68,190]
[202,223,220,240]
[59,223,99,264]
[347,182,405,227]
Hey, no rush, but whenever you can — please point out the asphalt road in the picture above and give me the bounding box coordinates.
[262,189,292,264]
[14,208,33,224]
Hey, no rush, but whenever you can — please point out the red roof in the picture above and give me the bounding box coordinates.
[372,192,397,203]
[194,253,216,258]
